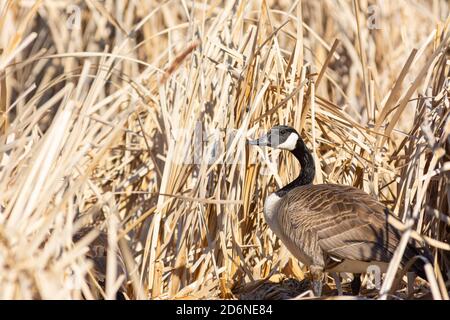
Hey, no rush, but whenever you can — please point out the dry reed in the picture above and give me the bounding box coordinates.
[0,0,449,300]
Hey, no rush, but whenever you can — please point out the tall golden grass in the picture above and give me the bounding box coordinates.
[0,0,449,299]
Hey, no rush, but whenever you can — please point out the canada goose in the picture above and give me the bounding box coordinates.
[248,125,426,296]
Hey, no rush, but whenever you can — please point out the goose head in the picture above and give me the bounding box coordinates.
[248,125,301,151]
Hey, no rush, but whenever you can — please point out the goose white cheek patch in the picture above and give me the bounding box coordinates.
[277,133,299,150]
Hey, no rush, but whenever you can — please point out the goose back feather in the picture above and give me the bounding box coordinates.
[274,184,419,272]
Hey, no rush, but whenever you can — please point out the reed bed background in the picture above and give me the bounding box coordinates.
[0,0,449,300]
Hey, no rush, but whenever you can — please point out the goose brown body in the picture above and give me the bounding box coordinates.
[269,184,418,273]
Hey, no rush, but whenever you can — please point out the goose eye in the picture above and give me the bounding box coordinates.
[280,129,286,135]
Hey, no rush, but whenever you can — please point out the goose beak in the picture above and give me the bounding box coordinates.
[247,134,269,146]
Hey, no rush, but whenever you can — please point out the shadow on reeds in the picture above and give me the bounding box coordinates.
[232,276,311,300]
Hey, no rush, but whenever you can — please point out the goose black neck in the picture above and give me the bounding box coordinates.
[275,139,315,197]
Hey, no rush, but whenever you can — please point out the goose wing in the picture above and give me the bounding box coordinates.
[277,184,401,264]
